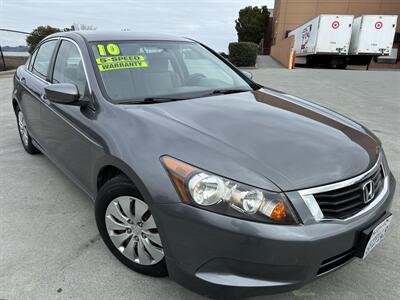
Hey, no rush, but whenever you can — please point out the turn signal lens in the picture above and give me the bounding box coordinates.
[270,202,287,221]
[259,200,287,221]
[161,156,195,203]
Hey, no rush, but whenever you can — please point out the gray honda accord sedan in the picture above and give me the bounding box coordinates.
[13,31,395,298]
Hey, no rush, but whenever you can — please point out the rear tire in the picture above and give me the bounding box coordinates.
[95,174,168,277]
[15,105,40,154]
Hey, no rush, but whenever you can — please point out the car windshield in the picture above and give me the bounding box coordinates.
[90,40,253,103]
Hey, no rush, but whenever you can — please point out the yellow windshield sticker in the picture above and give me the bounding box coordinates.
[97,43,120,56]
[97,44,107,56]
[97,55,148,71]
[106,43,120,55]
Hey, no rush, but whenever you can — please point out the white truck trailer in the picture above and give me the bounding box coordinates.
[348,15,398,68]
[289,15,354,68]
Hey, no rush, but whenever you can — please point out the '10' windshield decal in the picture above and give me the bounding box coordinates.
[96,43,148,71]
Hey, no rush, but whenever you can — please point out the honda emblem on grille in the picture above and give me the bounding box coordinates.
[362,180,375,204]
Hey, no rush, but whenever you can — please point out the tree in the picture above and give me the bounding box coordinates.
[26,26,70,53]
[235,6,270,44]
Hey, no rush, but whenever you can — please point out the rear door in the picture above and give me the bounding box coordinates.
[359,15,398,55]
[316,15,353,54]
[19,40,58,144]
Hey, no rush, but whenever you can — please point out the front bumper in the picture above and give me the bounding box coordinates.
[153,173,396,298]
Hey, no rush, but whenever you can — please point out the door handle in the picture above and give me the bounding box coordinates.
[41,94,50,105]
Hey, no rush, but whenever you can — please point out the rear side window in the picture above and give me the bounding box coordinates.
[28,50,37,71]
[52,40,87,95]
[31,40,58,80]
[28,49,38,71]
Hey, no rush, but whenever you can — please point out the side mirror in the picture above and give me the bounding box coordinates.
[242,70,253,80]
[45,83,87,106]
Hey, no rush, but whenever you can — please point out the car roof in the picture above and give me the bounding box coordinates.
[48,31,191,42]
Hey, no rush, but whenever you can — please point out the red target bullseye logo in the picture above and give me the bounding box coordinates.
[332,21,340,29]
[375,21,383,29]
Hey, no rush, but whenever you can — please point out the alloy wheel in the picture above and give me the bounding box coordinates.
[105,196,164,265]
[18,111,29,146]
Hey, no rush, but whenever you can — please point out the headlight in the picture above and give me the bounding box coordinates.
[161,156,299,225]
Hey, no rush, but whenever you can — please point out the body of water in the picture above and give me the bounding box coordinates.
[1,51,30,57]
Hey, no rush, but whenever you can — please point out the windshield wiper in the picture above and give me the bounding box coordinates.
[118,97,189,104]
[118,89,252,104]
[206,89,252,96]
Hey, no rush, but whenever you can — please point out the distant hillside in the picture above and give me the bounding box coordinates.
[2,45,28,52]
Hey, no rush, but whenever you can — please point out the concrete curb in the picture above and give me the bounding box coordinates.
[0,69,16,76]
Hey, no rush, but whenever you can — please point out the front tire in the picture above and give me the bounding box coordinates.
[95,175,167,277]
[15,106,40,154]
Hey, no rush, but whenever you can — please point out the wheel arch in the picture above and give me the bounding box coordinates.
[12,97,20,114]
[93,155,152,204]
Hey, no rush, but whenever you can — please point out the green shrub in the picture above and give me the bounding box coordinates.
[228,42,258,67]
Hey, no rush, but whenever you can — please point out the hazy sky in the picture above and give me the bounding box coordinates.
[0,0,274,51]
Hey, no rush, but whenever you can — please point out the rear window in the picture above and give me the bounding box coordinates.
[28,49,38,71]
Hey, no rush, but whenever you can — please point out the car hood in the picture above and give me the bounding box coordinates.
[127,89,380,191]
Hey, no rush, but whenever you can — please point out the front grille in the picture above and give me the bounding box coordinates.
[317,248,355,276]
[314,165,385,219]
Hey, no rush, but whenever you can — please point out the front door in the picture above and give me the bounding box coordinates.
[40,39,97,194]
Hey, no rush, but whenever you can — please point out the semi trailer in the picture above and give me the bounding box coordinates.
[289,15,354,68]
[348,15,398,68]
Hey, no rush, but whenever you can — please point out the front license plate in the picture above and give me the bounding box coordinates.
[362,215,392,259]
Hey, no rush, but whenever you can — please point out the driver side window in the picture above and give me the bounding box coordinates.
[52,40,87,96]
